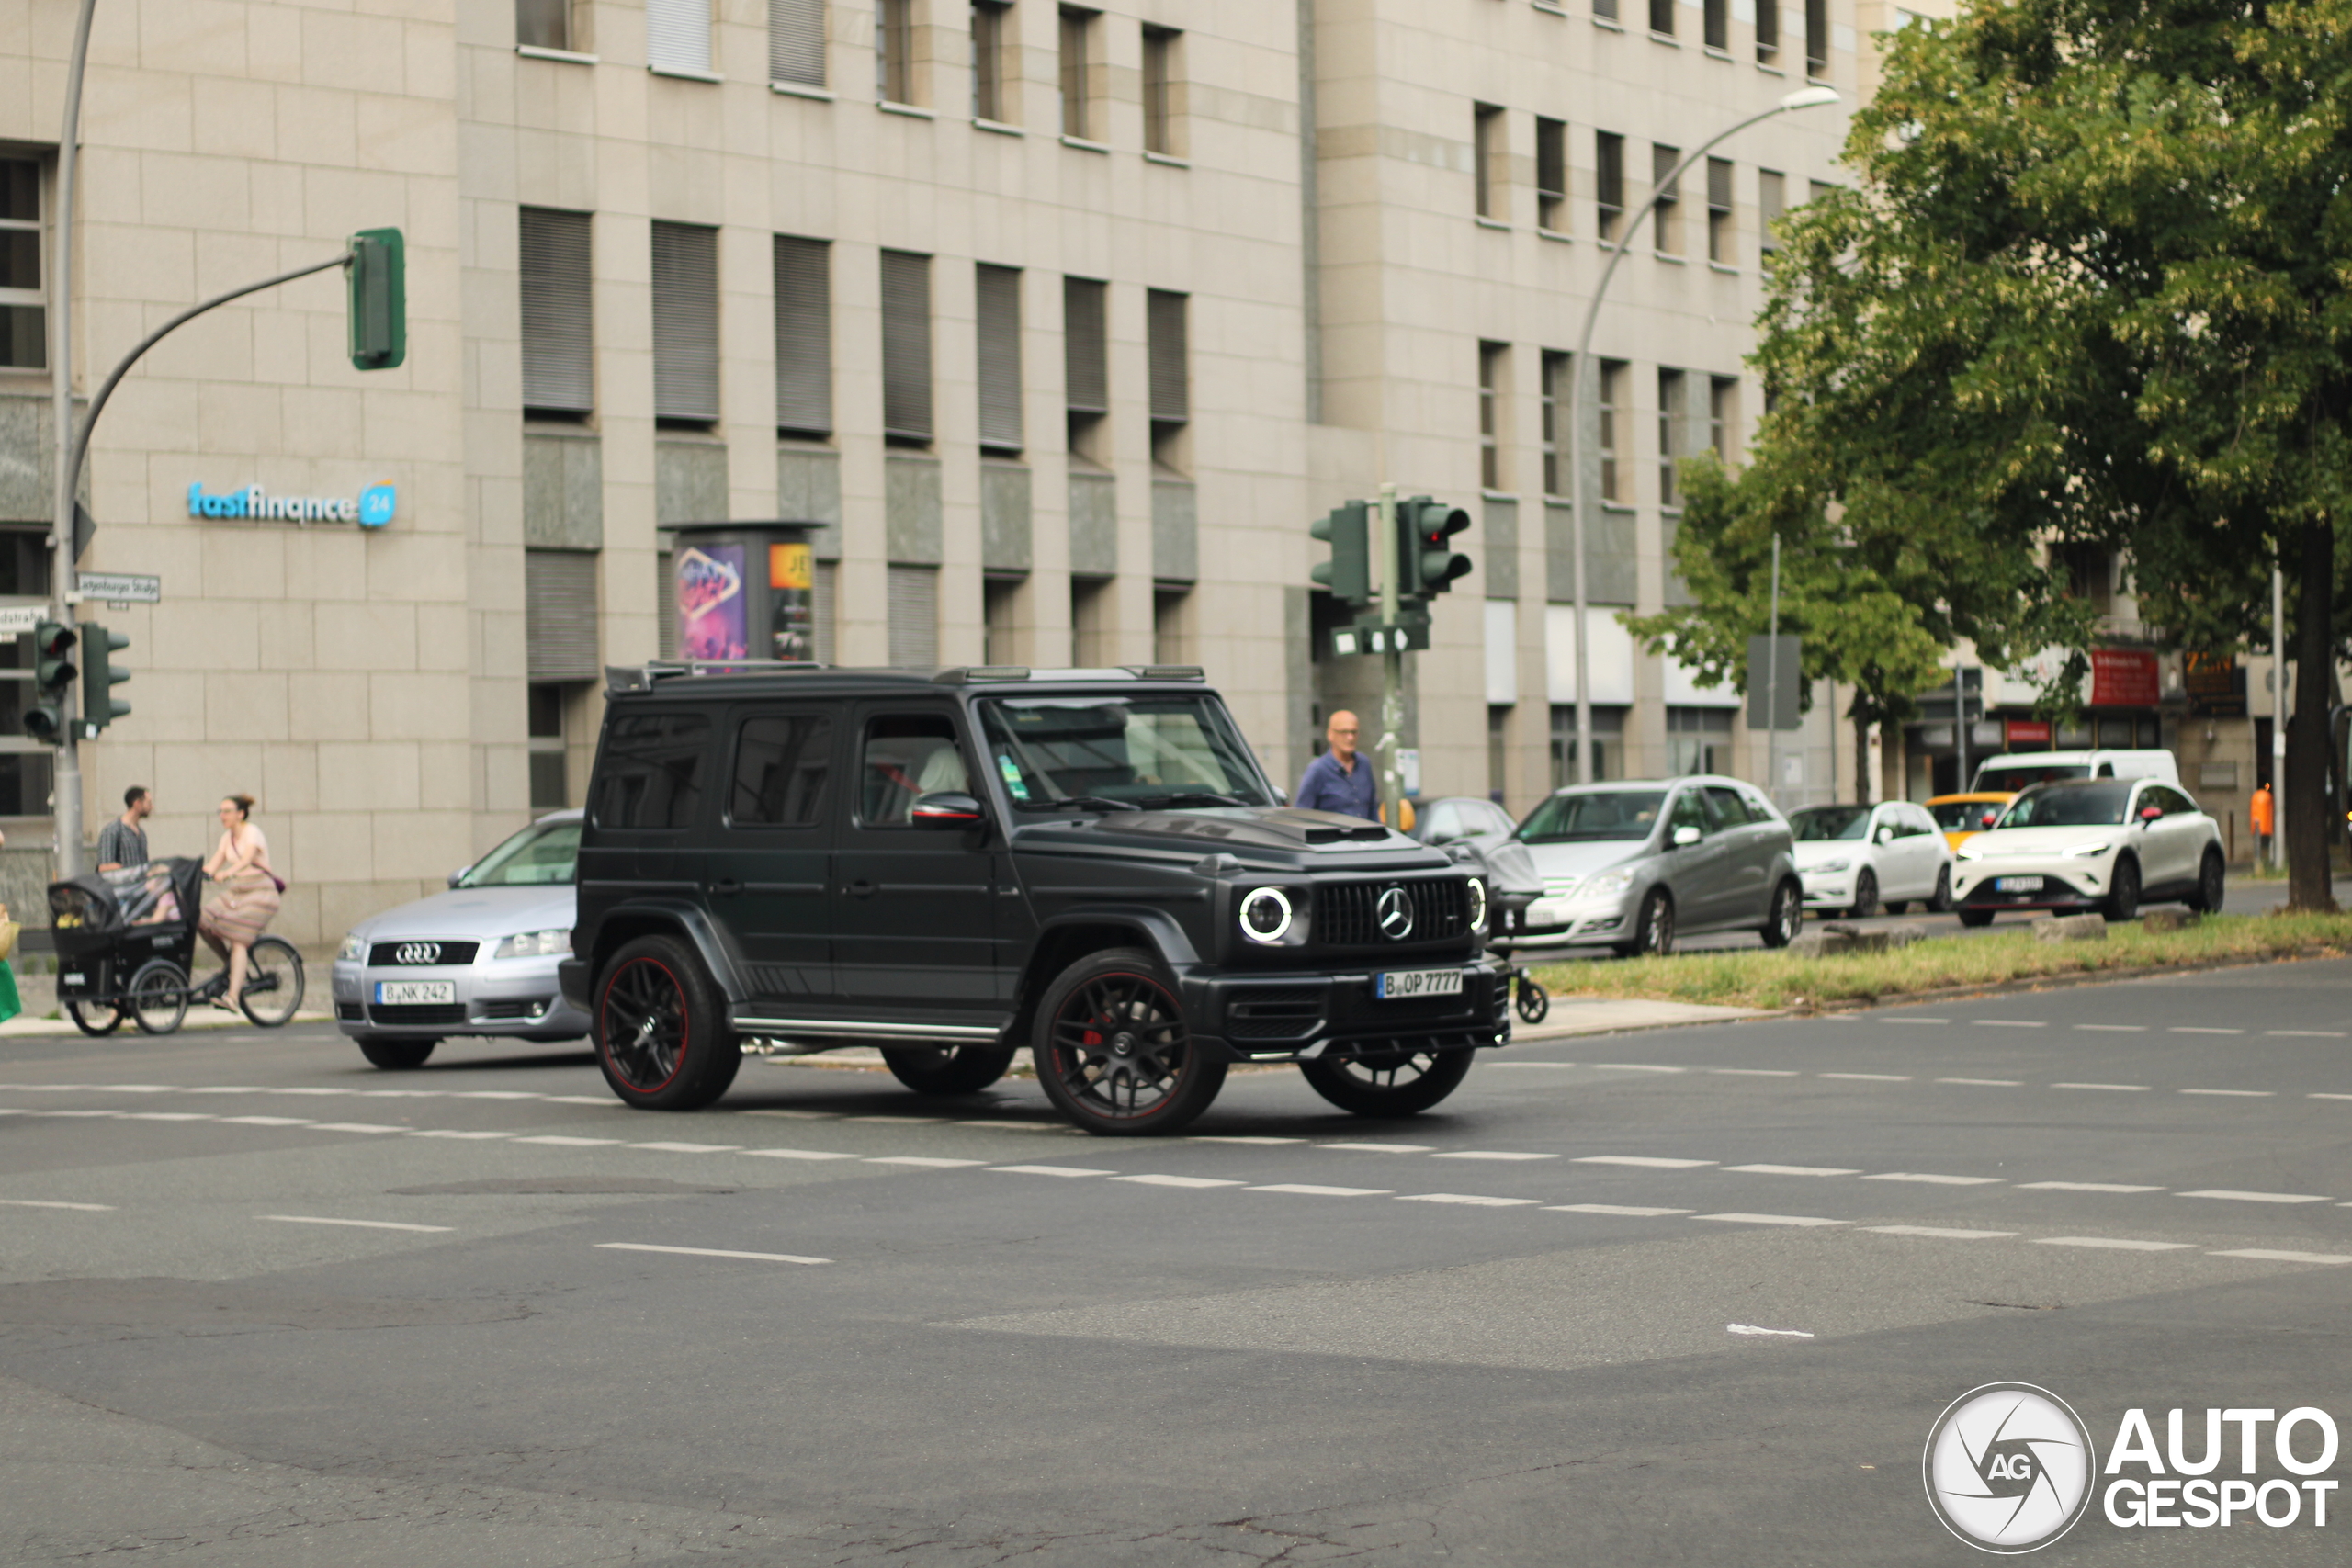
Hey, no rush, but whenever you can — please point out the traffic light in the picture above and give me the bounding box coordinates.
[23,621,75,742]
[347,227,406,371]
[1310,500,1372,609]
[1399,496,1473,600]
[82,624,130,732]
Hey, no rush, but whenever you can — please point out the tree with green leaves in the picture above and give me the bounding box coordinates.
[1634,0,2352,908]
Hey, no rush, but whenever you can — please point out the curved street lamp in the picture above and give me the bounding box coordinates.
[1562,85,1842,789]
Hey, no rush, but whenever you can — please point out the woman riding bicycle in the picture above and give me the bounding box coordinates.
[199,794,281,1012]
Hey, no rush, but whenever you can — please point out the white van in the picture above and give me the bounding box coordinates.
[1970,750,2180,794]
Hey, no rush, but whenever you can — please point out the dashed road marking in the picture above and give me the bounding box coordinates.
[1546,1203,1693,1217]
[740,1148,860,1161]
[0,1199,115,1211]
[2210,1248,2352,1266]
[1591,1063,1686,1073]
[1248,1184,1389,1197]
[2177,1190,2335,1205]
[849,1115,948,1125]
[2034,1236,2196,1252]
[1693,1213,1847,1227]
[1973,1021,2046,1029]
[627,1142,741,1155]
[1724,1164,1862,1178]
[1865,1225,2017,1239]
[865,1156,985,1168]
[514,1135,621,1146]
[1709,1067,1801,1077]
[1189,1135,1306,1145]
[2269,1031,2347,1039]
[1114,1174,1246,1189]
[220,1116,314,1126]
[2021,1181,2164,1193]
[1573,1156,1715,1168]
[1820,1073,1910,1082]
[409,1129,515,1140]
[1431,1150,1556,1162]
[1938,1078,2023,1087]
[596,1242,830,1266]
[1320,1142,1436,1153]
[310,1122,407,1134]
[1865,1172,2004,1186]
[989,1165,1114,1179]
[2172,1028,2244,1035]
[2053,1083,2151,1092]
[1885,1018,1950,1025]
[2075,1024,2147,1032]
[2181,1089,2273,1098]
[1397,1193,1544,1208]
[261,1214,452,1233]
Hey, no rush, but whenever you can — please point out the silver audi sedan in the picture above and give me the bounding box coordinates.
[331,810,587,1070]
[1510,777,1804,957]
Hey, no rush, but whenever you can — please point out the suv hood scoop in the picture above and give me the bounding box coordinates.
[1095,807,1407,851]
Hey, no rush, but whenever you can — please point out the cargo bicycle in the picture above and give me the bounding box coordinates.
[49,858,305,1035]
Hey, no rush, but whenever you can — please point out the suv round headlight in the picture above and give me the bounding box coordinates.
[1238,886,1294,943]
[1466,877,1488,932]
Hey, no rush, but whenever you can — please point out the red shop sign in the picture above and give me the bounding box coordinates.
[2006,720,2052,746]
[2089,649,2160,707]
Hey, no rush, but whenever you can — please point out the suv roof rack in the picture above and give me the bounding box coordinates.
[605,660,831,694]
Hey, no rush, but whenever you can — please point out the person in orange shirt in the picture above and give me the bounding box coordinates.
[2251,782,2275,863]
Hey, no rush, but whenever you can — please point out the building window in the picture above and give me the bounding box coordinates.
[1153,586,1189,664]
[1594,0,1619,22]
[976,262,1023,456]
[1488,707,1510,802]
[1757,0,1780,62]
[528,684,570,808]
[1551,705,1627,787]
[1706,158,1733,264]
[1667,705,1732,775]
[2,158,47,372]
[774,234,833,437]
[1805,0,1829,77]
[1540,350,1569,497]
[771,0,827,88]
[1064,276,1108,461]
[1597,359,1625,502]
[880,249,933,446]
[1478,342,1506,492]
[520,209,594,419]
[1651,143,1681,254]
[972,1,1010,121]
[1148,288,1189,469]
[1649,0,1674,37]
[647,0,713,74]
[526,550,601,682]
[1473,103,1505,220]
[1758,169,1785,256]
[1059,7,1096,140]
[650,221,719,428]
[1657,367,1684,507]
[876,0,915,104]
[517,0,572,52]
[888,565,939,668]
[1535,117,1566,233]
[1142,26,1179,154]
[984,575,1023,664]
[1811,178,1839,204]
[1709,376,1736,462]
[1070,576,1112,666]
[2057,542,2113,613]
[1703,0,1728,50]
[1595,132,1624,243]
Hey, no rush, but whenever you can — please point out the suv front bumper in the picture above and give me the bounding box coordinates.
[1180,955,1511,1063]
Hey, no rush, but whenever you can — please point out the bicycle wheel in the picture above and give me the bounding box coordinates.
[238,938,306,1028]
[66,999,125,1036]
[129,960,189,1035]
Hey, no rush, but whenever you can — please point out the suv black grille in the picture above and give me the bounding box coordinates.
[1224,987,1322,1041]
[369,1003,468,1026]
[368,941,480,966]
[1315,879,1468,948]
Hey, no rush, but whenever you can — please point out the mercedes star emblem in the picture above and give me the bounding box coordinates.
[1375,886,1415,941]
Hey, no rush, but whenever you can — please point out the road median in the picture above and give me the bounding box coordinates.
[1526,910,2352,1012]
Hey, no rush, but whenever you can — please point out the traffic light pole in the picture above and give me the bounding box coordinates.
[1374,483,1404,823]
[48,0,99,879]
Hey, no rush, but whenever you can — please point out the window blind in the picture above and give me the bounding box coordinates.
[888,565,938,668]
[773,234,832,435]
[651,221,719,423]
[519,208,594,415]
[1064,276,1107,415]
[880,250,933,442]
[1147,289,1188,423]
[526,549,601,681]
[976,263,1023,453]
[647,0,713,73]
[769,0,825,86]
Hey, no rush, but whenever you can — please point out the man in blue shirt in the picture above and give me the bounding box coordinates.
[1295,711,1378,821]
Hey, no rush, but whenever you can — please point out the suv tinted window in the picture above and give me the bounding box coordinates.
[593,713,710,829]
[730,714,832,827]
[860,714,967,826]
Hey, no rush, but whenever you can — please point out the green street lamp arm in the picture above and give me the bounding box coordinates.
[1562,85,1839,788]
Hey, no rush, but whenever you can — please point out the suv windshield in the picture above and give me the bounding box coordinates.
[1791,806,1869,841]
[1996,782,2133,829]
[459,818,581,886]
[978,694,1273,809]
[1517,789,1667,843]
[1975,761,2090,792]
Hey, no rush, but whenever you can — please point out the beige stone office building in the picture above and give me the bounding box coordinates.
[3,0,1864,943]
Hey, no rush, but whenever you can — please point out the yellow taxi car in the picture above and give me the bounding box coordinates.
[1927,792,2017,853]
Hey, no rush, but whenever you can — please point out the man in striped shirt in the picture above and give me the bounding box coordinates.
[96,785,152,872]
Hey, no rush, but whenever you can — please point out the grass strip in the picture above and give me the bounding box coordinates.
[1525,911,2352,1011]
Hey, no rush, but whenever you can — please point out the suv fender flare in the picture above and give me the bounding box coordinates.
[581,900,752,1009]
[1006,907,1203,1045]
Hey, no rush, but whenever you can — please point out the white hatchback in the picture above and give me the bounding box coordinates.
[1789,801,1954,918]
[1952,778,2225,926]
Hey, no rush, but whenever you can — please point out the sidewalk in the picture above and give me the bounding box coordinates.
[1510,996,1778,1043]
[0,1009,336,1037]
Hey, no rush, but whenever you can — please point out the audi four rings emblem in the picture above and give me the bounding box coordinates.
[394,942,442,965]
[1375,886,1415,941]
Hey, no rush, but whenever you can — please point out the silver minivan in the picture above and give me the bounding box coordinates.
[1510,776,1804,956]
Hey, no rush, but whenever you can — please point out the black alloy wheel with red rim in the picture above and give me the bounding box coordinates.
[595,934,741,1110]
[1034,947,1227,1135]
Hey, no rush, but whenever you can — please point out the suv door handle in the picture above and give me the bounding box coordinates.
[708,878,742,897]
[846,880,876,898]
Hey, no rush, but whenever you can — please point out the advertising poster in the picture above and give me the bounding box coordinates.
[770,540,815,662]
[675,544,747,660]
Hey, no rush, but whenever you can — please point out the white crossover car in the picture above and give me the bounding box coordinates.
[1953,778,2224,927]
[1789,800,1955,918]
[331,810,586,1069]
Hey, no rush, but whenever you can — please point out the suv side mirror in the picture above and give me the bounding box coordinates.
[1672,824,1702,848]
[1873,826,1893,845]
[2138,806,2163,824]
[912,791,986,829]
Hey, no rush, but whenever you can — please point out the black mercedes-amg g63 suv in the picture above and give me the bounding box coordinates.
[558,662,1510,1135]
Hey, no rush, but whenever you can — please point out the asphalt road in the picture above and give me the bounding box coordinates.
[3,959,2349,1563]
